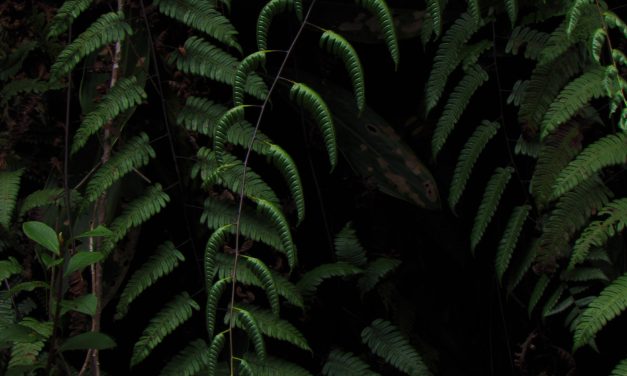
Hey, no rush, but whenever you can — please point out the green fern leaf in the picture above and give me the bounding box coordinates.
[47,0,93,39]
[604,10,627,38]
[178,96,228,134]
[470,167,513,252]
[154,0,240,51]
[85,132,155,202]
[495,205,531,283]
[233,307,267,361]
[552,132,627,198]
[591,28,607,62]
[0,169,23,229]
[115,242,185,320]
[358,257,401,295]
[574,273,627,350]
[1,41,38,81]
[361,319,431,376]
[1,79,60,104]
[267,144,305,225]
[567,0,593,35]
[561,267,608,282]
[297,262,362,296]
[460,40,492,69]
[240,354,312,376]
[204,225,232,288]
[254,197,298,269]
[540,65,608,138]
[320,30,365,112]
[425,0,442,38]
[0,257,22,281]
[611,358,627,376]
[50,11,132,78]
[206,277,230,339]
[541,284,566,319]
[72,77,146,154]
[506,26,549,60]
[504,240,538,294]
[334,222,367,267]
[355,0,399,69]
[432,64,489,158]
[170,37,267,100]
[242,256,280,316]
[213,105,249,162]
[426,13,482,113]
[467,0,480,23]
[161,339,209,376]
[528,274,551,317]
[290,82,337,169]
[234,51,268,106]
[18,188,66,217]
[256,0,303,50]
[8,318,52,369]
[323,349,380,376]
[505,0,518,25]
[449,120,500,210]
[131,292,200,367]
[207,332,226,376]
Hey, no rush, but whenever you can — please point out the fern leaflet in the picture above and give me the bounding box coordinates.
[207,332,226,376]
[47,0,93,39]
[239,354,312,376]
[297,262,362,296]
[495,205,531,283]
[323,349,380,376]
[334,222,367,267]
[425,0,442,38]
[505,0,518,25]
[234,51,268,106]
[160,339,209,376]
[242,256,280,316]
[354,0,399,69]
[206,277,230,339]
[528,274,551,316]
[358,257,401,295]
[255,197,298,268]
[213,105,249,162]
[204,224,232,289]
[611,358,627,376]
[256,0,304,51]
[567,0,592,35]
[0,169,23,229]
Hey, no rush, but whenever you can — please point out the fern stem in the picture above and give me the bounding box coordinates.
[227,0,318,373]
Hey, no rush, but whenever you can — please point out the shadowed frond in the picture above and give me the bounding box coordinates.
[505,0,518,25]
[322,349,379,376]
[240,354,312,376]
[206,277,230,339]
[334,222,367,267]
[425,0,442,38]
[47,0,93,39]
[507,241,537,295]
[496,205,531,283]
[506,26,549,60]
[0,169,23,229]
[234,51,268,106]
[297,262,362,296]
[567,0,592,35]
[528,274,550,316]
[256,0,303,51]
[358,257,401,295]
[160,339,209,376]
[207,332,226,376]
[611,358,627,376]
[177,96,227,134]
[354,0,399,69]
[242,256,280,316]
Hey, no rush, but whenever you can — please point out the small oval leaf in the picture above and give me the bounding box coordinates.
[75,225,113,239]
[22,221,60,255]
[64,252,104,277]
[60,332,116,351]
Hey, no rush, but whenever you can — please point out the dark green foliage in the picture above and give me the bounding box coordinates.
[323,349,379,376]
[354,0,399,69]
[334,222,367,267]
[256,0,303,51]
[297,262,362,296]
[495,205,531,283]
[47,0,93,39]
[0,169,23,229]
[161,339,210,376]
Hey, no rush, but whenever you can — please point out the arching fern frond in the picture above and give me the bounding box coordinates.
[240,354,312,376]
[574,273,627,351]
[207,332,226,376]
[242,256,280,316]
[354,0,399,69]
[8,318,52,370]
[254,197,297,269]
[115,242,185,320]
[234,51,268,106]
[528,274,551,316]
[561,267,608,282]
[495,205,531,283]
[213,105,249,162]
[290,82,337,170]
[267,144,305,225]
[334,222,367,267]
[0,257,22,281]
[505,0,518,25]
[361,319,431,376]
[50,11,132,78]
[590,28,607,63]
[449,120,500,210]
[460,40,492,69]
[432,64,489,158]
[507,241,537,294]
[177,96,227,134]
[567,0,592,35]
[540,65,608,139]
[320,30,365,113]
[256,0,303,51]
[206,277,230,339]
[169,37,267,100]
[72,76,146,154]
[425,0,442,38]
[611,358,627,376]
[131,292,200,367]
[160,339,209,376]
[297,262,362,296]
[506,26,549,60]
[85,132,155,202]
[358,257,401,295]
[47,0,93,39]
[154,0,240,51]
[470,167,513,252]
[322,349,379,376]
[233,308,267,361]
[0,79,60,104]
[0,169,23,229]
[204,225,232,289]
[552,132,627,198]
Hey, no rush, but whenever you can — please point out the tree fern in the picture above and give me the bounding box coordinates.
[206,277,230,339]
[242,256,280,316]
[50,11,132,78]
[574,273,627,350]
[234,51,268,106]
[115,242,185,320]
[161,339,209,376]
[361,319,431,376]
[358,257,401,295]
[290,82,337,169]
[432,64,489,158]
[495,205,531,283]
[297,262,362,296]
[540,65,608,138]
[323,349,380,376]
[320,30,365,113]
[232,307,267,361]
[47,0,93,39]
[448,120,500,210]
[169,36,267,100]
[334,222,367,267]
[131,292,200,367]
[85,132,155,202]
[470,167,513,252]
[426,13,482,114]
[72,76,146,154]
[354,0,399,69]
[256,0,303,51]
[0,169,23,229]
[528,274,551,317]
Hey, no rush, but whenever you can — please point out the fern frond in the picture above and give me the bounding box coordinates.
[611,358,627,376]
[72,77,146,154]
[85,133,155,202]
[425,0,442,38]
[160,339,209,376]
[8,318,52,369]
[591,28,606,62]
[426,13,482,113]
[506,26,549,60]
[204,225,232,288]
[361,319,431,376]
[18,188,65,217]
[470,167,513,252]
[131,292,199,367]
[320,30,365,113]
[47,0,93,39]
[1,41,38,81]
[354,0,398,68]
[240,354,312,376]
[460,40,492,69]
[554,132,627,199]
[0,257,22,281]
[232,303,310,352]
[505,240,538,294]
[169,36,267,100]
[448,120,500,210]
[0,169,23,229]
[0,79,60,104]
[334,222,367,267]
[50,11,132,78]
[432,64,489,158]
[541,284,566,319]
[252,198,297,269]
[154,0,240,51]
[323,349,379,376]
[234,51,268,106]
[213,105,248,162]
[256,0,303,50]
[115,242,185,320]
[177,96,227,134]
[290,82,337,169]
[358,257,401,295]
[567,0,592,35]
[267,144,305,225]
[207,332,226,376]
[604,10,627,38]
[561,267,608,282]
[242,256,280,316]
[569,198,627,269]
[540,65,608,138]
[233,308,266,361]
[505,0,518,25]
[495,205,531,283]
[297,262,362,296]
[574,273,627,350]
[528,274,551,316]
[206,277,230,339]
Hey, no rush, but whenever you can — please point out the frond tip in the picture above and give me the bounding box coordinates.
[0,169,24,229]
[495,205,531,283]
[354,0,399,69]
